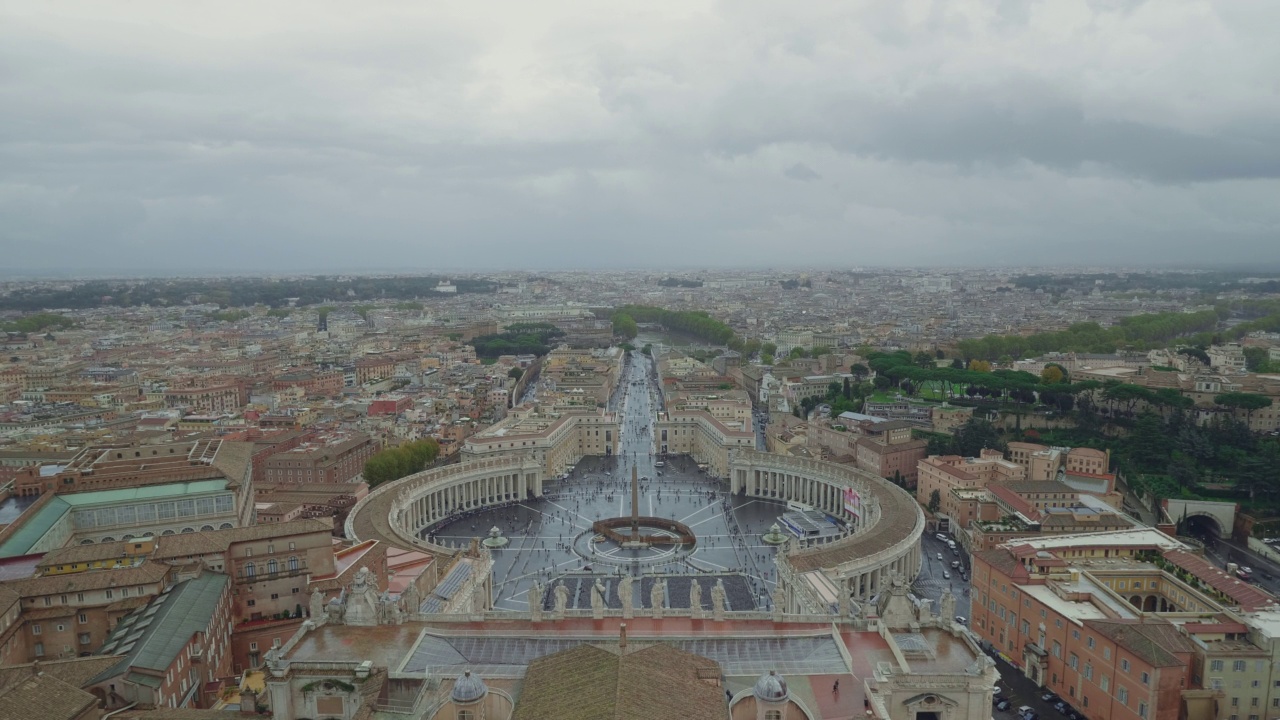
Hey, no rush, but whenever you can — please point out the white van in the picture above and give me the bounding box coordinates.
[655,461,665,467]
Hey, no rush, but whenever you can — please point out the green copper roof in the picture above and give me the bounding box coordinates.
[93,572,230,684]
[0,479,231,558]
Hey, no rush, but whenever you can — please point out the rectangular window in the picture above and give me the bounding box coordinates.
[1121,659,1130,672]
[1139,702,1149,719]
[1101,676,1110,691]
[1119,687,1129,705]
[1087,636,1095,649]
[78,633,91,645]
[1213,661,1226,672]
[1070,653,1079,670]
[31,624,41,635]
[1141,671,1150,685]
[1234,661,1247,672]
[78,613,87,624]
[33,642,43,656]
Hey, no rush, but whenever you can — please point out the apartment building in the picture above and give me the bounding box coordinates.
[260,432,376,485]
[271,370,344,398]
[916,451,1025,531]
[89,571,234,711]
[972,529,1280,720]
[9,560,173,662]
[655,410,757,478]
[462,409,620,477]
[855,421,929,484]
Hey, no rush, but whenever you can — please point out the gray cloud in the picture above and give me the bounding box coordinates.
[1,0,1278,273]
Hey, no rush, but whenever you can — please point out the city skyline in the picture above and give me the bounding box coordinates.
[3,0,1278,273]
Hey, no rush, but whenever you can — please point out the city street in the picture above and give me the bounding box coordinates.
[913,532,972,623]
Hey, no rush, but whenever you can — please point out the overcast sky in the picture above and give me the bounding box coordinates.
[2,0,1278,274]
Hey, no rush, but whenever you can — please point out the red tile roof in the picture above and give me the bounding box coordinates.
[1163,550,1276,611]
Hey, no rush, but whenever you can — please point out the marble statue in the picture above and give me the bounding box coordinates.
[554,582,569,615]
[650,579,665,618]
[940,590,956,623]
[529,580,544,621]
[309,589,325,620]
[591,579,607,618]
[689,580,703,618]
[711,579,726,620]
[402,583,421,616]
[837,591,850,619]
[618,575,633,617]
[326,597,343,623]
[342,567,382,626]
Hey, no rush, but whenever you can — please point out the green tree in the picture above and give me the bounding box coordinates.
[914,351,935,368]
[927,490,941,514]
[611,312,639,339]
[508,367,524,381]
[762,342,778,356]
[953,418,1005,457]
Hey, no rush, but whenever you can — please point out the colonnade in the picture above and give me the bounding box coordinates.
[731,450,925,608]
[368,456,545,548]
[400,469,542,531]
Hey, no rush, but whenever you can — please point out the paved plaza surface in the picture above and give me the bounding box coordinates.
[430,454,793,611]
[430,351,799,612]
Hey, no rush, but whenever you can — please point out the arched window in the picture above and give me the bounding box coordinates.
[288,556,299,571]
[458,710,474,720]
[765,711,782,720]
[245,563,256,578]
[267,560,278,575]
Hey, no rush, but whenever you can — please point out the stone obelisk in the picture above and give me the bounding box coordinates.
[630,465,640,535]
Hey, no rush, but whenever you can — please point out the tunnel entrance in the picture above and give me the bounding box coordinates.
[1182,514,1223,545]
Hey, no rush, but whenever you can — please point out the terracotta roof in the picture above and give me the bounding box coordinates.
[1163,550,1276,611]
[1183,622,1250,635]
[152,518,333,560]
[988,485,1042,521]
[210,441,255,485]
[0,655,123,693]
[8,560,171,598]
[511,643,725,720]
[1083,620,1192,668]
[0,671,96,720]
[40,539,147,567]
[974,548,1030,582]
[115,709,240,720]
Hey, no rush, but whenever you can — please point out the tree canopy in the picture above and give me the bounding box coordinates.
[363,439,441,488]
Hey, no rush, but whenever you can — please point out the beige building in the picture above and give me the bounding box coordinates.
[656,410,757,478]
[462,409,620,477]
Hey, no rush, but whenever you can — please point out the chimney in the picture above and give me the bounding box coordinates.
[619,623,628,654]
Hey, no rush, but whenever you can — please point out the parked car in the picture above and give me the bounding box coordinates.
[1042,692,1060,703]
[951,560,961,569]
[955,615,967,624]
[937,553,944,560]
[935,533,948,541]
[995,700,1011,711]
[1054,701,1069,713]
[1018,706,1037,720]
[943,571,951,579]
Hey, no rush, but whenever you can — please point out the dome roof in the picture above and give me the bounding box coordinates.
[753,670,788,701]
[451,670,488,704]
